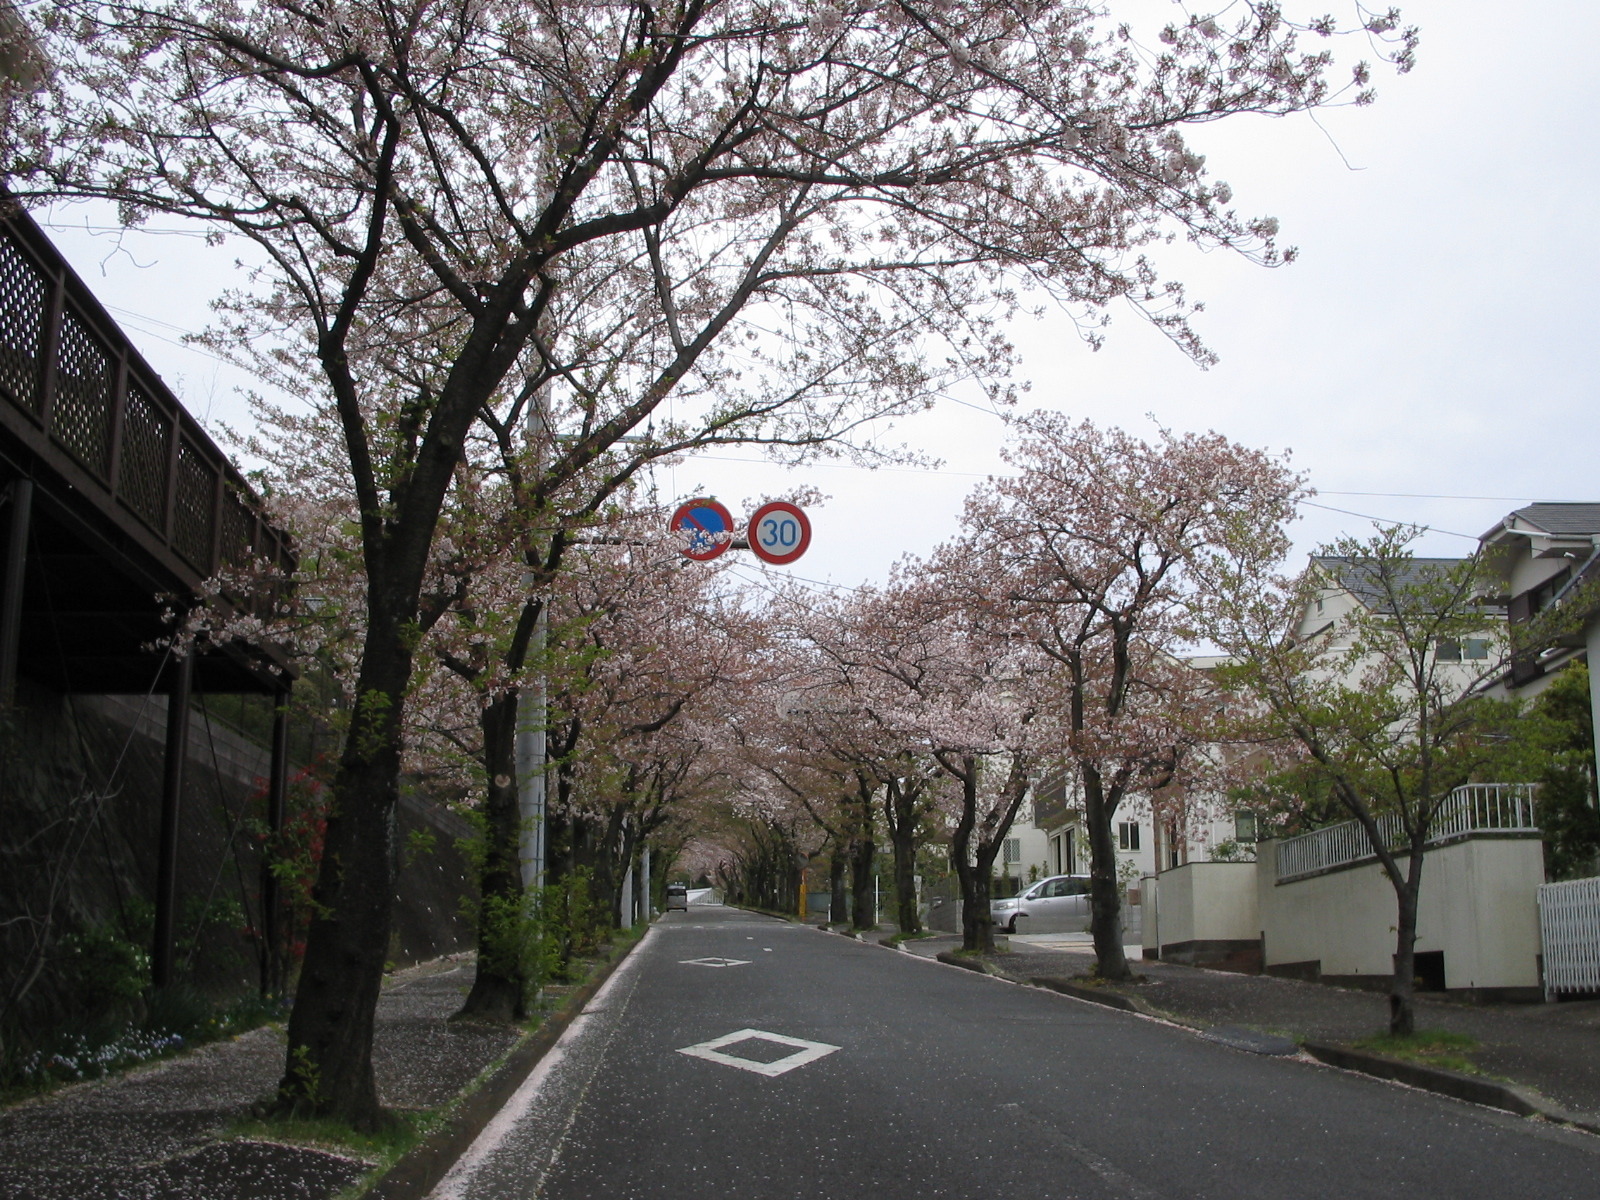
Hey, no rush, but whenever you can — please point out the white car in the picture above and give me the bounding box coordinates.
[990,874,1093,934]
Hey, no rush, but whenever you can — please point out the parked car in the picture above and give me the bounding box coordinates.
[990,874,1093,933]
[664,883,690,911]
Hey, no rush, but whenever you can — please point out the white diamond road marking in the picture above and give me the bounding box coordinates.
[676,1028,841,1078]
[678,957,751,968]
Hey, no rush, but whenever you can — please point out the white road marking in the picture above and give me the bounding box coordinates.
[678,957,750,967]
[676,1029,841,1078]
[427,926,655,1199]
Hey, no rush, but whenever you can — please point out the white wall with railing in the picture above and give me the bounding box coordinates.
[1276,783,1538,883]
[1255,832,1546,992]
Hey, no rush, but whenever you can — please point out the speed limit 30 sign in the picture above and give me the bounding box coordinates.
[747,501,811,565]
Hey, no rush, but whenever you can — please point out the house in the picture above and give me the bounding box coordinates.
[1480,502,1600,751]
[1031,767,1155,904]
[1138,553,1545,994]
[995,792,1054,893]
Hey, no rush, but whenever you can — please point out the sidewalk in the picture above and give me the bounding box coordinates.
[0,956,522,1200]
[879,928,1600,1131]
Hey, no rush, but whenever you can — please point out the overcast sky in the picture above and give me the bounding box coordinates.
[37,0,1599,603]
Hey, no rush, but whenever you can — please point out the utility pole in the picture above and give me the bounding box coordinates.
[518,398,550,894]
[641,841,650,920]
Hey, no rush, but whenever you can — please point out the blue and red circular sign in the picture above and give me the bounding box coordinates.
[748,501,811,565]
[669,498,735,561]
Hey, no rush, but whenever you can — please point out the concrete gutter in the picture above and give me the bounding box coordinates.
[367,933,648,1200]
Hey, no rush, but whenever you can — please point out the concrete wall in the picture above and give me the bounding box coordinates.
[1256,835,1545,996]
[1140,862,1259,969]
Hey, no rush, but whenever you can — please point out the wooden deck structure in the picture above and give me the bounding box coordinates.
[0,204,298,990]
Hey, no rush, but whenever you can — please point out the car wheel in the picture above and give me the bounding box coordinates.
[1005,917,1017,933]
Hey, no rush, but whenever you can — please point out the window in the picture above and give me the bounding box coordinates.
[1464,638,1490,660]
[1436,639,1462,662]
[1235,811,1258,843]
[1002,837,1021,865]
[1118,822,1140,852]
[1529,566,1574,616]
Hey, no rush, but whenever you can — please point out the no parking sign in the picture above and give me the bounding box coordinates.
[669,498,736,561]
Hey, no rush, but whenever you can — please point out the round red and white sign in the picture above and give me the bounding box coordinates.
[747,501,811,565]
[669,498,736,561]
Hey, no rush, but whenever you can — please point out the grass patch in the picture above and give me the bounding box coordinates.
[230,1109,432,1165]
[1352,1029,1481,1074]
[887,930,938,946]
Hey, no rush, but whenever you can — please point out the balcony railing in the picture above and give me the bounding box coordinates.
[1276,783,1539,883]
[0,206,292,591]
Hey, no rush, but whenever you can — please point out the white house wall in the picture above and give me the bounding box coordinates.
[1139,861,1259,967]
[1254,837,1545,993]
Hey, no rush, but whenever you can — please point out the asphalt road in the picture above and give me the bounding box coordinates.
[429,906,1600,1200]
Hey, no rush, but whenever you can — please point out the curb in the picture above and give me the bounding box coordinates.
[1302,1042,1600,1135]
[934,950,994,975]
[1028,975,1158,1016]
[366,933,649,1200]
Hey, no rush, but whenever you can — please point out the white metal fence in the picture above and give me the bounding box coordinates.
[1539,877,1600,999]
[1276,783,1539,882]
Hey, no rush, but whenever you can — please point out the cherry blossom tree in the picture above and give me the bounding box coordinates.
[738,664,885,928]
[765,587,950,933]
[958,415,1303,978]
[798,571,1055,952]
[540,532,750,915]
[1199,527,1535,1034]
[14,0,1413,1124]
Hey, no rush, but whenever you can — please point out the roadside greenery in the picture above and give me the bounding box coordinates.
[2,983,281,1097]
[1353,1029,1482,1076]
[1528,663,1600,881]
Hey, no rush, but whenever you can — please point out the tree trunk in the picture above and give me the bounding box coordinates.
[889,819,920,935]
[276,623,411,1131]
[455,692,527,1022]
[850,834,876,930]
[949,763,996,954]
[829,853,848,925]
[956,848,998,954]
[1083,765,1130,981]
[885,779,923,935]
[1388,844,1426,1036]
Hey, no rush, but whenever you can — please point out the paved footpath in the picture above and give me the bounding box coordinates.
[0,956,519,1200]
[429,906,1600,1200]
